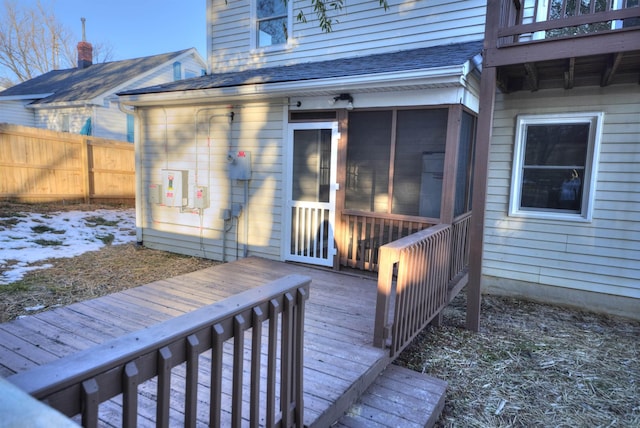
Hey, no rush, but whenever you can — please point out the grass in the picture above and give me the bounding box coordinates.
[84,216,119,227]
[396,293,640,427]
[31,238,65,246]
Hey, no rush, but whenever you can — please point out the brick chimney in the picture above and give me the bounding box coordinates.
[77,17,93,69]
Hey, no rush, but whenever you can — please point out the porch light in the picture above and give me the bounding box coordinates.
[330,93,354,110]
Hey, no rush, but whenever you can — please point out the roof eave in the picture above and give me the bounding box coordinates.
[0,93,53,102]
[118,64,471,107]
[29,100,99,110]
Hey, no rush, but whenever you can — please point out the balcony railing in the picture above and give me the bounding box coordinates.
[496,0,639,46]
[373,214,471,357]
[7,275,311,428]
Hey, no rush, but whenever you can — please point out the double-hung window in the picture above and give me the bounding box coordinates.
[509,112,603,221]
[255,0,289,48]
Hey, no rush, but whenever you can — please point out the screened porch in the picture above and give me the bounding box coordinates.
[329,104,477,272]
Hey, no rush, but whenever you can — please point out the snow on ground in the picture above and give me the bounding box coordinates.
[0,208,136,284]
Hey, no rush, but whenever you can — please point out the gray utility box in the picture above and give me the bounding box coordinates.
[228,150,251,180]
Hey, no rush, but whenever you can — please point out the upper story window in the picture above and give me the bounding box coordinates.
[509,112,603,222]
[255,0,289,48]
[173,62,182,81]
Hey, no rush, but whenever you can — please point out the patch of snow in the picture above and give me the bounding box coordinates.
[0,208,136,285]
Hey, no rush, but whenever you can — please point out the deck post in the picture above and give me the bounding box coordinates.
[373,248,396,348]
[467,65,497,332]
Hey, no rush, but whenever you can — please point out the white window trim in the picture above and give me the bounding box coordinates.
[509,112,604,222]
[250,0,293,52]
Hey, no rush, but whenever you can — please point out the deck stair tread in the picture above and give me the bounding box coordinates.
[333,364,447,428]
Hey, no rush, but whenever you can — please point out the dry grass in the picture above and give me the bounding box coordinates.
[2,202,638,426]
[0,201,219,322]
[396,293,640,427]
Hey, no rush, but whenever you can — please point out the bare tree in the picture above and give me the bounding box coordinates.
[0,0,113,87]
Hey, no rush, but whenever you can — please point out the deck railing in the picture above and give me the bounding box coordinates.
[7,275,311,428]
[373,224,452,357]
[340,210,434,271]
[373,214,472,357]
[450,212,472,283]
[494,0,640,47]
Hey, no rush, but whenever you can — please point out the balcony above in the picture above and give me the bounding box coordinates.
[484,0,640,92]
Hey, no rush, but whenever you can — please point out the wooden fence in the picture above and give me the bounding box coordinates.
[0,123,135,205]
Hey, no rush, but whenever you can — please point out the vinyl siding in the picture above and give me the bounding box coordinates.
[208,0,486,72]
[484,84,640,299]
[138,101,286,262]
[0,100,36,127]
[32,52,206,142]
[36,107,92,134]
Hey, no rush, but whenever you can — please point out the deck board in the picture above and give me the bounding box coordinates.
[0,257,446,426]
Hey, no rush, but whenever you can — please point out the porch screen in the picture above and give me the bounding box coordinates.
[345,108,448,217]
[345,111,392,212]
[393,109,447,216]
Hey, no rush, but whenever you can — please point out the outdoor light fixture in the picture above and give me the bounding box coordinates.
[329,93,354,109]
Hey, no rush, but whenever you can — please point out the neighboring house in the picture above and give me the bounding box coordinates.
[470,0,640,320]
[0,42,206,142]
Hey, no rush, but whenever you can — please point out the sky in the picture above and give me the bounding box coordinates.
[0,208,136,285]
[22,0,207,61]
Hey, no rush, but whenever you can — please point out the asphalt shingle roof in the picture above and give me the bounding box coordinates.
[119,40,483,96]
[0,49,193,105]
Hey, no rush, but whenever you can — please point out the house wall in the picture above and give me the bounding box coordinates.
[483,84,640,318]
[94,52,207,141]
[29,52,207,142]
[36,107,92,134]
[137,100,286,262]
[207,0,486,72]
[0,99,36,127]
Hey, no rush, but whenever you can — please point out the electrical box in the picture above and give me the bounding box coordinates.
[228,150,252,180]
[149,183,162,204]
[162,170,188,207]
[193,186,209,209]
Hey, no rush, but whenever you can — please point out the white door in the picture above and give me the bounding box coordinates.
[285,122,338,266]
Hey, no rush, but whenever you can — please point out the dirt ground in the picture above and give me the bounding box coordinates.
[1,202,638,427]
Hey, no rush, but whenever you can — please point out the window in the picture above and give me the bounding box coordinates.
[60,114,69,132]
[126,114,134,143]
[345,109,448,218]
[510,113,603,221]
[173,62,182,81]
[255,0,289,48]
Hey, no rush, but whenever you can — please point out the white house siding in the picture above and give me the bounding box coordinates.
[484,84,640,316]
[138,100,285,262]
[29,52,207,142]
[91,52,207,141]
[35,106,93,134]
[208,0,486,72]
[0,100,36,127]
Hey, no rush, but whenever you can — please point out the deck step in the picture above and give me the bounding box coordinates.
[333,365,447,428]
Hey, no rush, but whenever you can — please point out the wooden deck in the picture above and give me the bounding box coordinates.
[0,257,445,427]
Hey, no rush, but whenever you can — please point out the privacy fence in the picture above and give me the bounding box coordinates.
[0,123,135,205]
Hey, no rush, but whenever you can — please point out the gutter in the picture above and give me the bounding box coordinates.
[118,64,470,107]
